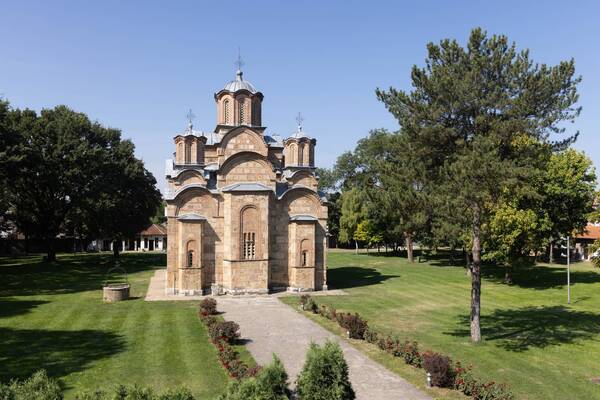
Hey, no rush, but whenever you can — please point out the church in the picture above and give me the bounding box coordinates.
[164,68,328,295]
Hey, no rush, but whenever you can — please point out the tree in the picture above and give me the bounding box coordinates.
[296,341,355,400]
[1,103,160,261]
[589,191,600,223]
[377,28,581,342]
[542,149,597,261]
[338,188,366,254]
[484,203,550,283]
[218,355,289,400]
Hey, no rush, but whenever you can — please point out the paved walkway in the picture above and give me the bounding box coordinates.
[218,296,431,400]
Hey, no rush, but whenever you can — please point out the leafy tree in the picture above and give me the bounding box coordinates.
[338,188,366,254]
[484,203,550,283]
[377,28,581,341]
[296,341,355,400]
[590,239,600,268]
[589,191,600,223]
[354,220,383,251]
[1,103,160,261]
[541,149,596,261]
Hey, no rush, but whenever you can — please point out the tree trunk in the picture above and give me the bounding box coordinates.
[504,265,513,284]
[549,242,554,264]
[46,237,56,262]
[113,240,120,258]
[354,240,358,255]
[405,233,414,263]
[470,208,482,343]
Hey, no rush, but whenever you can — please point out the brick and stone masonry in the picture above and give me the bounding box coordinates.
[164,68,328,295]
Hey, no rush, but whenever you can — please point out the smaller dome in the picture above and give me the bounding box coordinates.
[289,128,312,140]
[222,70,258,94]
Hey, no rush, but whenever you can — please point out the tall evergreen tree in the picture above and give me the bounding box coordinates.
[377,28,581,342]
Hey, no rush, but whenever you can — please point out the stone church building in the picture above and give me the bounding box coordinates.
[164,69,328,295]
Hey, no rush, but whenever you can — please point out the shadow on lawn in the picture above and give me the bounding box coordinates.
[446,306,600,352]
[328,266,399,289]
[481,264,600,290]
[0,253,165,297]
[0,298,49,318]
[0,327,126,381]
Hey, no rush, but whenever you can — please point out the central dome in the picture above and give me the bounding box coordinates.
[222,70,258,94]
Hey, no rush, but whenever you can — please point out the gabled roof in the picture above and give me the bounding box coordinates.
[140,224,167,236]
[576,223,600,240]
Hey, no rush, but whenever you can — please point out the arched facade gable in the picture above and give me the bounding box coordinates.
[286,170,317,189]
[172,186,215,215]
[281,187,326,218]
[176,170,206,186]
[218,152,276,186]
[219,126,268,160]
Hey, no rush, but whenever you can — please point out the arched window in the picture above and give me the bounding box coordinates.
[224,99,231,124]
[298,145,304,166]
[302,250,308,266]
[252,98,261,126]
[241,206,258,260]
[289,143,297,165]
[300,239,310,267]
[238,98,246,124]
[184,141,191,164]
[187,250,194,268]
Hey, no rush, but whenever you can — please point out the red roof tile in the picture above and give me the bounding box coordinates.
[140,224,167,236]
[576,224,600,240]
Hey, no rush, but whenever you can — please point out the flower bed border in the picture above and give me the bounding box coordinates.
[299,294,514,400]
[198,299,261,380]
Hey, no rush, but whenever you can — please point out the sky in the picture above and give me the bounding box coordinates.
[1,0,599,193]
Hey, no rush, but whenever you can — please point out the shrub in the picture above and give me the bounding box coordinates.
[338,313,368,340]
[75,386,195,400]
[199,298,217,316]
[296,341,355,400]
[300,295,318,313]
[422,351,454,387]
[2,370,63,400]
[363,326,379,344]
[209,321,240,343]
[400,341,422,367]
[217,355,289,400]
[453,363,514,400]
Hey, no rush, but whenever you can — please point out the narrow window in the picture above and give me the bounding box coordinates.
[298,145,304,166]
[185,142,191,164]
[187,250,194,267]
[302,250,308,266]
[238,98,246,124]
[224,99,230,124]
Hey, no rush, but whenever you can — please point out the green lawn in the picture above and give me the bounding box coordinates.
[283,250,600,400]
[0,252,247,399]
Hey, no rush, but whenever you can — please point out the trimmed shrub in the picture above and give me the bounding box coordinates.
[363,326,379,344]
[400,341,422,367]
[338,313,368,340]
[453,363,514,400]
[217,355,289,400]
[300,295,318,313]
[199,298,217,316]
[422,351,454,387]
[75,385,195,400]
[1,370,62,400]
[209,321,240,343]
[296,341,355,400]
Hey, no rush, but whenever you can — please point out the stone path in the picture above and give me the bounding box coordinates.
[218,296,431,400]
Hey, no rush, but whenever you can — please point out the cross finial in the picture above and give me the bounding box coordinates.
[296,112,304,131]
[186,108,196,130]
[235,47,244,78]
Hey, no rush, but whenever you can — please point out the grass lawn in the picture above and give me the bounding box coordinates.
[282,250,600,400]
[0,252,249,399]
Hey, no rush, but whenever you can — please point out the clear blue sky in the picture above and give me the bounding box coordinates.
[2,0,599,192]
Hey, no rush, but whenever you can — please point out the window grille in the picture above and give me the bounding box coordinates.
[243,232,256,260]
[239,99,246,124]
[302,250,308,266]
[224,100,230,124]
[187,250,194,268]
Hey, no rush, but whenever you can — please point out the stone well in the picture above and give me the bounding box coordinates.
[103,283,130,302]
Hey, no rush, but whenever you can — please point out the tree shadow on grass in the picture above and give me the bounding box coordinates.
[446,306,600,352]
[0,327,126,382]
[0,253,165,297]
[328,266,400,289]
[480,264,600,290]
[0,298,48,318]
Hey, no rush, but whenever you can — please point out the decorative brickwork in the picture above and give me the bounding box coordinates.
[165,70,327,295]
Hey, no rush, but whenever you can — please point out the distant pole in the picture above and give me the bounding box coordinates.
[567,236,571,304]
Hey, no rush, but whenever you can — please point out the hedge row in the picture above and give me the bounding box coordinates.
[299,295,514,400]
[198,298,261,380]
